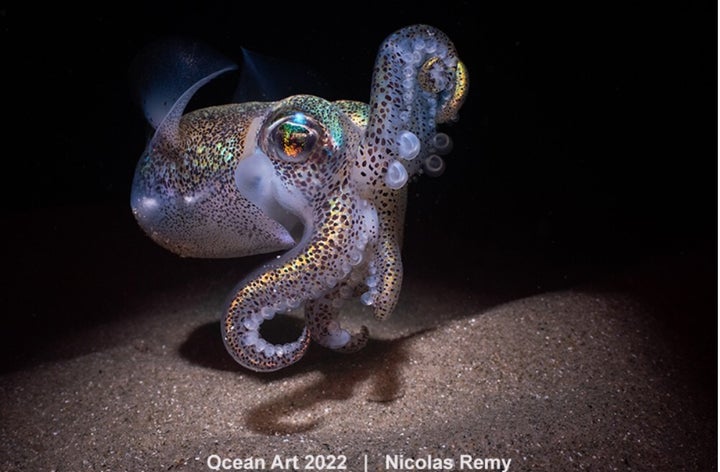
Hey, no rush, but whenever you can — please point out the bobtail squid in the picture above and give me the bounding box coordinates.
[130,25,469,371]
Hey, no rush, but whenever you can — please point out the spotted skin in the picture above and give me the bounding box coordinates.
[131,25,468,372]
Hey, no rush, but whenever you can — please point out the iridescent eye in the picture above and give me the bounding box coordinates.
[266,112,320,163]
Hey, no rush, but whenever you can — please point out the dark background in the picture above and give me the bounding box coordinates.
[1,3,716,378]
[3,3,715,250]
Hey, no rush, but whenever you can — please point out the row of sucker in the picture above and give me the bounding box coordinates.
[305,196,378,351]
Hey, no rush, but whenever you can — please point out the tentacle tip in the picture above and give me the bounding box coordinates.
[437,60,469,124]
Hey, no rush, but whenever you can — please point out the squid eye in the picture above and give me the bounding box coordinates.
[265,112,320,163]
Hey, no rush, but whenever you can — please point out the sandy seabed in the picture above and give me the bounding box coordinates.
[1,206,715,471]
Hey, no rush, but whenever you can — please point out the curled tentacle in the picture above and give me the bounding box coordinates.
[222,304,311,372]
[222,193,376,370]
[221,232,337,371]
[355,24,469,191]
[222,230,350,371]
[346,25,469,323]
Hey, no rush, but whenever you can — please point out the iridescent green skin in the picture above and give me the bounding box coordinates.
[131,25,468,371]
